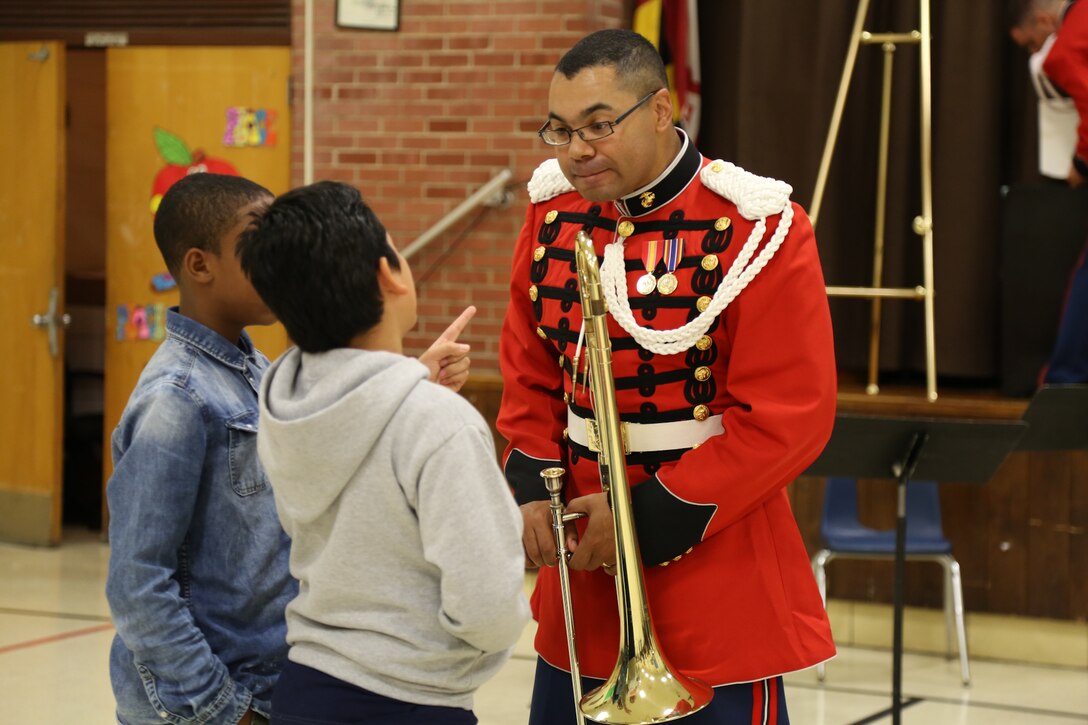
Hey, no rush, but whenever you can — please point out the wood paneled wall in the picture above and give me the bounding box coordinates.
[790,451,1088,622]
[462,376,1088,622]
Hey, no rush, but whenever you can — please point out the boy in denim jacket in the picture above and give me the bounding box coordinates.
[106,173,476,725]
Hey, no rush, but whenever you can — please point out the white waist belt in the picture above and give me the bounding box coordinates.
[567,408,724,453]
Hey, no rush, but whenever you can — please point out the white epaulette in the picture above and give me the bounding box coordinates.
[700,160,793,221]
[527,159,575,204]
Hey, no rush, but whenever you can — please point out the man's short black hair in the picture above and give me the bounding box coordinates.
[153,173,271,275]
[238,181,401,353]
[555,29,668,97]
[1009,0,1034,27]
[1008,0,1062,28]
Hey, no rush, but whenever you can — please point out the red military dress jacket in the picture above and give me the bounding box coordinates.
[1044,0,1088,176]
[498,132,837,685]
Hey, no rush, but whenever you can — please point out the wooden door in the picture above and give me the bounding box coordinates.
[104,47,291,497]
[0,42,67,545]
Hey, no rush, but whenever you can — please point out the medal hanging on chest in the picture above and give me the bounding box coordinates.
[637,238,662,295]
[656,237,684,295]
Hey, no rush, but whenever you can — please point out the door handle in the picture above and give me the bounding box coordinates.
[31,288,71,358]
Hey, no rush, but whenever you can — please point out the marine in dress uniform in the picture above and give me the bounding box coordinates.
[497,128,838,690]
[1040,0,1088,383]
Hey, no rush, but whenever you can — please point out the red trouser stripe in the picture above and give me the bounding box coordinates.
[750,678,776,725]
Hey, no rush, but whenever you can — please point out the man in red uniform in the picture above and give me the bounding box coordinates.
[1039,0,1088,187]
[1011,0,1088,383]
[497,29,837,724]
[1038,1,1088,383]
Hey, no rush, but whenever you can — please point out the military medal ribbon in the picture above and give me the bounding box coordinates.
[657,237,684,295]
[637,239,662,295]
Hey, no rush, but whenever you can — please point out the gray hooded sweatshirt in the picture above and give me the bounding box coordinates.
[257,347,530,710]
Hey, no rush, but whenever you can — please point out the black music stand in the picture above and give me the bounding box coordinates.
[1016,384,1088,451]
[805,414,1027,725]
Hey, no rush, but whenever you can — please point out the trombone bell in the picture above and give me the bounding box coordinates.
[580,647,714,723]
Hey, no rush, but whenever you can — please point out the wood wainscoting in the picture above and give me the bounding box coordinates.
[460,375,1088,622]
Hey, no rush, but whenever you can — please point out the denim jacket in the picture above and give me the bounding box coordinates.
[106,309,295,725]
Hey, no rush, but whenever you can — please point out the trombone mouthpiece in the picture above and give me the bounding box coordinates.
[540,467,566,495]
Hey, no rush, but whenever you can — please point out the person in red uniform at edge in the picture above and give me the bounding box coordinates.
[497,29,837,725]
[1035,0,1088,188]
[1011,0,1088,383]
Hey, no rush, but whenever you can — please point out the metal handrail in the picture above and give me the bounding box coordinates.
[402,169,514,259]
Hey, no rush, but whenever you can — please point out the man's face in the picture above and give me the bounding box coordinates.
[216,197,277,328]
[1011,12,1058,53]
[545,66,663,202]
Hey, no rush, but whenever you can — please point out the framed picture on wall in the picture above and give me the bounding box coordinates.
[336,0,400,31]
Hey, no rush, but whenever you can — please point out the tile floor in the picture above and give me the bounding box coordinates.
[1,529,1085,724]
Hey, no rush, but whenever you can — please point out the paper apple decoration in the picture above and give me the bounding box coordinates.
[150,127,239,215]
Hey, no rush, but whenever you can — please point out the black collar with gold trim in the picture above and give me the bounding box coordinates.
[614,130,702,218]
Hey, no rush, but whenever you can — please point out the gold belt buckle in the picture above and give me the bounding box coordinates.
[584,419,630,454]
[585,419,600,452]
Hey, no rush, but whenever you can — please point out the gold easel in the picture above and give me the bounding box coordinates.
[811,0,937,402]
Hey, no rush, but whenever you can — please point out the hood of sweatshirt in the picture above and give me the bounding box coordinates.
[257,347,429,524]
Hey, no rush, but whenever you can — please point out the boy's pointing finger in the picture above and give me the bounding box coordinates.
[437,305,477,343]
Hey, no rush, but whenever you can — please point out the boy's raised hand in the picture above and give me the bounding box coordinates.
[420,305,476,393]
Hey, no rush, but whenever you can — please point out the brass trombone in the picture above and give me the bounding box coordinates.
[539,231,713,724]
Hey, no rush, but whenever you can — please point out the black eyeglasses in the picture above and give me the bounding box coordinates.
[537,90,660,146]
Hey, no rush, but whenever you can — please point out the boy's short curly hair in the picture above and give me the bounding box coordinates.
[153,173,272,275]
[238,181,401,353]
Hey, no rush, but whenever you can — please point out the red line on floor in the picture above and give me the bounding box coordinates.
[0,622,114,655]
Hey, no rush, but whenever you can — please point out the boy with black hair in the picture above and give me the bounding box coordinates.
[106,173,477,725]
[107,173,284,725]
[239,180,529,725]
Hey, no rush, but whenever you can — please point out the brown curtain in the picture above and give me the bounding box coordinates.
[696,0,1039,382]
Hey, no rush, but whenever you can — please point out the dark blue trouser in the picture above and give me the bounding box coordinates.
[528,658,789,725]
[1044,241,1088,384]
[271,660,477,725]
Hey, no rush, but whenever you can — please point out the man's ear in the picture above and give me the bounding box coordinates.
[652,88,675,132]
[377,256,409,296]
[182,247,215,285]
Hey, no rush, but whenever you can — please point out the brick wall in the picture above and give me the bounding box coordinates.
[290,0,630,375]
